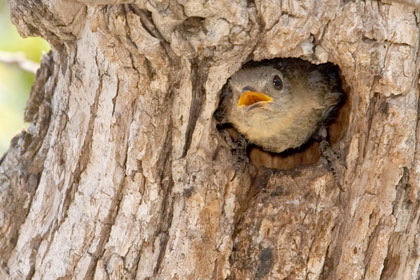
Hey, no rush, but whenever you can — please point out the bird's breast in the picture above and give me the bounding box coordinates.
[228,109,321,153]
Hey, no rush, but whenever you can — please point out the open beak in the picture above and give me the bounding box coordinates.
[237,91,273,109]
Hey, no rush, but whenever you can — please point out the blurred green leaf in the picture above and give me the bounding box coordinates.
[0,0,50,155]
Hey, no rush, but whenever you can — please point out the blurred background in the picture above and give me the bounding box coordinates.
[0,0,50,155]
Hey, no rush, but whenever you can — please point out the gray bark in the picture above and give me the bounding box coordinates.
[1,0,420,279]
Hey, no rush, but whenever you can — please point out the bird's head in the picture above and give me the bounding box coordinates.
[228,66,292,114]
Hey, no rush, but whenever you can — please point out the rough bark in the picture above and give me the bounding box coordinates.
[0,0,420,279]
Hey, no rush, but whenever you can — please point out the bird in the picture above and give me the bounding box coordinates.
[217,58,344,154]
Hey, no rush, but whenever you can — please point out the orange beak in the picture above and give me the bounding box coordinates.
[237,91,273,107]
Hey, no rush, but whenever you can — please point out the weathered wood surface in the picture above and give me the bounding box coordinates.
[0,0,419,279]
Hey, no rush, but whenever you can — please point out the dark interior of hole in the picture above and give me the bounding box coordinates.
[215,57,349,170]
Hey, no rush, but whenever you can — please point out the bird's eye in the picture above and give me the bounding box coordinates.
[273,75,283,90]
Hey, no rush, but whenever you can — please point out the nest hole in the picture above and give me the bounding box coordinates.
[216,58,350,170]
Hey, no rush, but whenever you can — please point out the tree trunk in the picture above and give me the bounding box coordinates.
[1,0,420,279]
